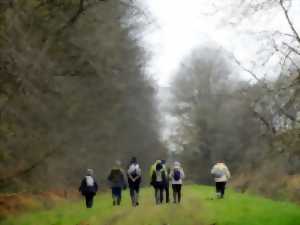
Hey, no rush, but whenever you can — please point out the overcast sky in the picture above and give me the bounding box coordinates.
[141,0,300,86]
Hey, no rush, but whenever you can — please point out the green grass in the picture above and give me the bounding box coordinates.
[1,185,300,225]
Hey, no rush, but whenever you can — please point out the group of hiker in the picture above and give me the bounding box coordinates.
[79,158,230,208]
[149,159,185,204]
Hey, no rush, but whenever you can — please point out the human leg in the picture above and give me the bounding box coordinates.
[220,182,226,198]
[172,184,178,203]
[85,194,94,208]
[177,184,182,203]
[159,186,164,204]
[155,186,160,204]
[165,183,170,203]
[215,182,222,198]
[134,184,140,206]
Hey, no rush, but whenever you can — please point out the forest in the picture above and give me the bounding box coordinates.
[0,0,165,192]
[0,0,299,224]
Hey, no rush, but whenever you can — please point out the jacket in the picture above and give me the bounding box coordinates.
[211,163,231,182]
[79,175,98,196]
[108,168,127,188]
[170,167,185,185]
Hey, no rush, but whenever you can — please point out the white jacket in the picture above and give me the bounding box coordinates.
[170,167,185,185]
[211,163,231,182]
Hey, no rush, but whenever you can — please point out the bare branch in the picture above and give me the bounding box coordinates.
[282,42,300,56]
[279,0,300,43]
[231,53,270,89]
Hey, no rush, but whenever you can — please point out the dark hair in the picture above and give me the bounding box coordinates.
[156,162,162,171]
[130,157,137,164]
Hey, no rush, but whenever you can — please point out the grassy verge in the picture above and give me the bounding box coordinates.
[1,185,300,225]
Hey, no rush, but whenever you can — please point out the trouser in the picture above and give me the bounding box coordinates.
[155,182,164,204]
[84,193,94,208]
[215,182,226,198]
[164,183,170,203]
[172,184,182,203]
[111,187,122,205]
[129,185,140,206]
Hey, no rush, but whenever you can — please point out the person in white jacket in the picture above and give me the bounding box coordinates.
[169,161,185,203]
[211,161,231,198]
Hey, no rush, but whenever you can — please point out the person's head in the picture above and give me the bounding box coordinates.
[86,168,94,176]
[155,159,161,164]
[174,161,181,168]
[130,157,137,165]
[115,160,121,168]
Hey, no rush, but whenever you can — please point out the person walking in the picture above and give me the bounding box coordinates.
[107,160,127,206]
[150,160,160,203]
[170,161,185,204]
[211,160,231,199]
[150,160,167,204]
[79,169,98,208]
[161,159,170,203]
[127,157,142,207]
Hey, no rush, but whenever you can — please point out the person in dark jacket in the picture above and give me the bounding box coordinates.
[151,161,167,204]
[127,157,142,207]
[107,160,127,206]
[79,169,98,208]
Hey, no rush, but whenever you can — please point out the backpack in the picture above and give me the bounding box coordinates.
[173,169,181,181]
[86,176,95,187]
[109,169,122,183]
[128,164,141,178]
[156,163,163,171]
[79,176,97,195]
[130,169,137,178]
[212,168,224,178]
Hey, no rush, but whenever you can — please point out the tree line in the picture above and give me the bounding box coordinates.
[0,0,165,192]
[169,0,300,201]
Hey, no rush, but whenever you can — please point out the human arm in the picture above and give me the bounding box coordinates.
[181,169,185,180]
[211,165,217,175]
[94,180,98,193]
[225,166,231,179]
[79,178,86,194]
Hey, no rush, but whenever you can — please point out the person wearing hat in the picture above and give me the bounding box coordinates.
[170,161,185,203]
[107,160,127,206]
[79,169,98,208]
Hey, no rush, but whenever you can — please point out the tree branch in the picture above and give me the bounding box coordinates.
[279,0,300,44]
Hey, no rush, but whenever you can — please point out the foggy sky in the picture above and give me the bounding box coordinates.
[141,0,300,86]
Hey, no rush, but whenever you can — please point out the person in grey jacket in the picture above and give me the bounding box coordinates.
[107,161,127,206]
[211,160,231,199]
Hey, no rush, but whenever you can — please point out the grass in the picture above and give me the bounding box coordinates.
[1,185,300,225]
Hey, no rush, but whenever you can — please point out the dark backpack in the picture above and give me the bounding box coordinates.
[156,163,163,171]
[173,169,181,181]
